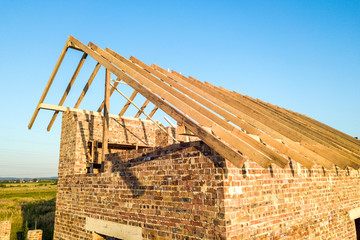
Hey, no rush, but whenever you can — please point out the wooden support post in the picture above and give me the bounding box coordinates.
[102,69,111,162]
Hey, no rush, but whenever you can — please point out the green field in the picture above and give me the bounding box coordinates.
[0,181,57,240]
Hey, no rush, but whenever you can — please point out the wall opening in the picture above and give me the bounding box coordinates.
[94,232,123,240]
[355,218,360,240]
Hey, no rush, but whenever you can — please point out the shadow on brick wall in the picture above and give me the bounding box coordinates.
[109,141,229,198]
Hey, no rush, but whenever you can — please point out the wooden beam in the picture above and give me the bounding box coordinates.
[103,48,286,168]
[102,68,111,162]
[74,62,101,108]
[119,90,138,116]
[111,83,179,143]
[67,36,246,168]
[47,52,88,131]
[135,99,150,118]
[28,38,71,129]
[97,78,121,112]
[147,106,158,119]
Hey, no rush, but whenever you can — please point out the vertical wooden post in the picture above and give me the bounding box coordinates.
[102,68,110,162]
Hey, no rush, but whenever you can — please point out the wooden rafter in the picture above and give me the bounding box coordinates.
[147,106,159,119]
[74,62,101,108]
[47,52,88,131]
[119,90,138,116]
[110,83,179,143]
[28,38,71,130]
[135,99,150,118]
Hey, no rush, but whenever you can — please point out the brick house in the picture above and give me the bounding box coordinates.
[29,36,360,239]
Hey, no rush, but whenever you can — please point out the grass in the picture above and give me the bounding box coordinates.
[0,181,57,240]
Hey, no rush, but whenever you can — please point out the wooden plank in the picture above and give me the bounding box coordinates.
[103,48,286,168]
[102,68,111,162]
[67,36,246,168]
[135,99,150,118]
[74,62,101,108]
[28,38,70,129]
[111,83,179,143]
[147,106,158,119]
[98,78,121,112]
[182,74,359,169]
[119,90,138,116]
[47,52,88,131]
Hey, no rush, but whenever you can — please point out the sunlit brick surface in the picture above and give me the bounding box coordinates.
[54,111,360,239]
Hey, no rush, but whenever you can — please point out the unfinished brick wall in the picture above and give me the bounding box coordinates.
[27,230,42,240]
[0,221,11,240]
[58,111,161,177]
[54,110,360,239]
[223,160,360,239]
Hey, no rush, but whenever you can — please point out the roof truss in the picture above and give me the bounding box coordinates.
[28,36,360,170]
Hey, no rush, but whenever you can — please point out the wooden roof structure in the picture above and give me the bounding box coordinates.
[28,36,360,170]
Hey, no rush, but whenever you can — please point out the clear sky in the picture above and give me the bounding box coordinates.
[0,0,359,178]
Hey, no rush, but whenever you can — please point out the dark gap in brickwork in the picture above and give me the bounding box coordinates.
[289,159,295,177]
[347,167,350,176]
[335,165,339,176]
[322,166,326,176]
[242,163,247,178]
[307,169,312,177]
[269,164,274,178]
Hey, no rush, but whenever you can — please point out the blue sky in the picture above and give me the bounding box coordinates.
[0,1,359,177]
